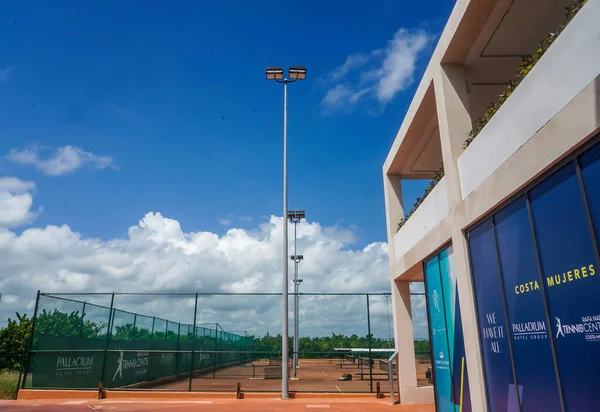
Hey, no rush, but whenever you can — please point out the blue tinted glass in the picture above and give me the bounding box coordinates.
[494,197,561,411]
[469,219,519,412]
[425,255,454,412]
[580,141,600,248]
[530,161,600,411]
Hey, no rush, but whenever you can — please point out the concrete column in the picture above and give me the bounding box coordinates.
[391,279,417,389]
[383,173,403,250]
[384,173,434,404]
[451,227,488,412]
[433,64,472,208]
[434,64,488,411]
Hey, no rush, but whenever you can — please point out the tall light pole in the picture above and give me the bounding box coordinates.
[288,209,305,378]
[266,66,306,399]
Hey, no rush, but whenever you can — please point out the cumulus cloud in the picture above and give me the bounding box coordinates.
[0,177,40,228]
[0,212,422,339]
[321,28,431,114]
[8,145,117,176]
[0,177,36,193]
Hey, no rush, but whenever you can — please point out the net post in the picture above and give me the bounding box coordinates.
[189,293,198,392]
[100,292,115,388]
[367,294,373,393]
[20,290,41,391]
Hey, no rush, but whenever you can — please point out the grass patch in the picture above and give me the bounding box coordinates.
[0,370,19,400]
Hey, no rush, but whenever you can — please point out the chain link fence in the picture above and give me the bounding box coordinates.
[19,291,430,394]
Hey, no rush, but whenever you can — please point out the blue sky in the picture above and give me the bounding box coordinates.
[0,0,454,246]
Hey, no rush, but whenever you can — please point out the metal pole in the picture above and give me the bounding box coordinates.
[213,323,219,379]
[165,320,169,340]
[132,314,137,340]
[79,301,86,340]
[21,290,41,389]
[281,79,290,399]
[151,316,155,339]
[293,220,298,378]
[175,323,181,376]
[100,293,115,386]
[367,294,373,393]
[189,293,198,392]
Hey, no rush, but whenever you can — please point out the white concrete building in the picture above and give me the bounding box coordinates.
[383,0,600,410]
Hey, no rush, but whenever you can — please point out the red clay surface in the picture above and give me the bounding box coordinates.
[0,398,435,411]
[150,358,431,393]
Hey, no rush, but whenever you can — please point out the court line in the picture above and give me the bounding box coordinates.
[321,370,328,377]
[335,385,342,393]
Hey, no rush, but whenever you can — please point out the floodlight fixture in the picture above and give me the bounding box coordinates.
[266,67,284,80]
[288,210,306,222]
[289,66,306,80]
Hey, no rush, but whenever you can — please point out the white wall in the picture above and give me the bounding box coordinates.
[457,0,600,199]
[394,177,449,265]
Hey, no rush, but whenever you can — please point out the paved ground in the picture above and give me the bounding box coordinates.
[0,399,435,411]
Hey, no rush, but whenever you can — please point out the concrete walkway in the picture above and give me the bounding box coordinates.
[0,398,435,411]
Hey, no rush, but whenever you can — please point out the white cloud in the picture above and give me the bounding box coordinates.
[219,218,232,226]
[321,28,431,113]
[0,67,11,82]
[9,145,117,176]
[0,177,36,193]
[238,216,253,222]
[0,177,40,228]
[0,213,415,338]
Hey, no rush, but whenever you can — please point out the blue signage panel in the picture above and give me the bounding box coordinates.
[439,248,471,412]
[425,256,454,412]
[530,162,600,411]
[494,197,561,411]
[469,219,520,412]
[580,141,600,247]
[425,247,471,412]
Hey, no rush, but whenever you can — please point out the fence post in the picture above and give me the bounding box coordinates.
[367,294,373,393]
[189,293,198,392]
[100,293,115,387]
[165,320,169,340]
[20,290,41,390]
[132,314,137,340]
[151,317,155,339]
[80,301,87,340]
[213,323,219,379]
[175,323,181,376]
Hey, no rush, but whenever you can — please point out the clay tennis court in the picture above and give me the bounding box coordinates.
[147,357,432,393]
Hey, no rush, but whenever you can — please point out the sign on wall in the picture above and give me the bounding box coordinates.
[425,246,471,412]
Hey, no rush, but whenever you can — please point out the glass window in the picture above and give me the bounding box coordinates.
[529,161,600,411]
[494,197,561,411]
[580,141,600,248]
[469,219,519,412]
